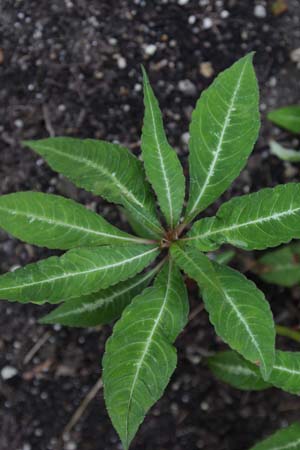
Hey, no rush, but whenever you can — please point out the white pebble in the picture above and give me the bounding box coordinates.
[1,366,18,380]
[144,44,157,56]
[181,132,190,144]
[188,15,196,25]
[220,10,230,19]
[203,17,213,29]
[254,5,267,18]
[117,56,127,69]
[178,0,189,4]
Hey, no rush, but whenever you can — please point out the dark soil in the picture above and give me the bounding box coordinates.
[1,1,300,449]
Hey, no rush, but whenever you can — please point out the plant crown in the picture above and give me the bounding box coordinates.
[1,54,300,449]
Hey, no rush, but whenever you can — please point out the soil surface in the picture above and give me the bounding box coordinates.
[1,1,300,449]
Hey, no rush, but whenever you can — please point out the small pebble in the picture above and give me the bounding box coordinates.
[1,366,18,380]
[290,48,300,63]
[199,61,214,78]
[117,56,127,69]
[254,5,267,18]
[144,44,157,56]
[203,17,213,29]
[188,15,196,25]
[178,0,189,4]
[220,10,230,19]
[178,79,197,96]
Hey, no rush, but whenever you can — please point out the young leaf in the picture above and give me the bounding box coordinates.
[24,138,164,238]
[0,245,159,304]
[170,245,275,379]
[268,105,300,134]
[250,423,300,450]
[185,53,260,223]
[40,263,161,327]
[103,260,189,450]
[269,350,300,395]
[270,140,300,163]
[141,68,185,228]
[188,184,300,251]
[0,192,148,250]
[254,243,300,287]
[207,351,271,391]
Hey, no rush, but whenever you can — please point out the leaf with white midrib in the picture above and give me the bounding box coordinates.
[188,183,300,251]
[24,138,164,238]
[141,67,185,228]
[0,245,159,304]
[207,351,271,391]
[103,260,189,449]
[185,53,260,223]
[0,192,147,250]
[40,263,162,327]
[249,423,300,450]
[171,244,275,380]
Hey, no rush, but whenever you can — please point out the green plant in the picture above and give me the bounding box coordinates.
[268,104,300,162]
[249,423,300,450]
[1,54,300,449]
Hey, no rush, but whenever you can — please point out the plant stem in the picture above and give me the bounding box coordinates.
[276,325,300,343]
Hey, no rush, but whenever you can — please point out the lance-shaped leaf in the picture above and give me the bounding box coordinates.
[268,105,300,134]
[103,260,189,450]
[187,184,300,251]
[250,423,300,450]
[24,138,164,238]
[254,243,300,287]
[269,350,300,395]
[185,53,260,223]
[170,245,275,379]
[270,140,300,163]
[0,192,148,250]
[0,245,159,304]
[40,263,161,327]
[141,68,185,228]
[207,351,271,391]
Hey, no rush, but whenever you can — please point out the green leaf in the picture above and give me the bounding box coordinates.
[24,138,164,238]
[103,260,189,449]
[250,423,300,450]
[40,263,161,327]
[207,351,271,391]
[141,68,185,228]
[270,140,300,163]
[185,53,260,223]
[188,184,300,251]
[121,207,158,240]
[254,243,300,287]
[268,105,300,134]
[269,350,300,395]
[0,192,148,250]
[211,250,235,265]
[0,244,159,304]
[170,245,275,379]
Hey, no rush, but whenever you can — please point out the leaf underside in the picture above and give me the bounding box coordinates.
[185,53,260,223]
[103,261,189,449]
[270,140,300,163]
[171,244,275,379]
